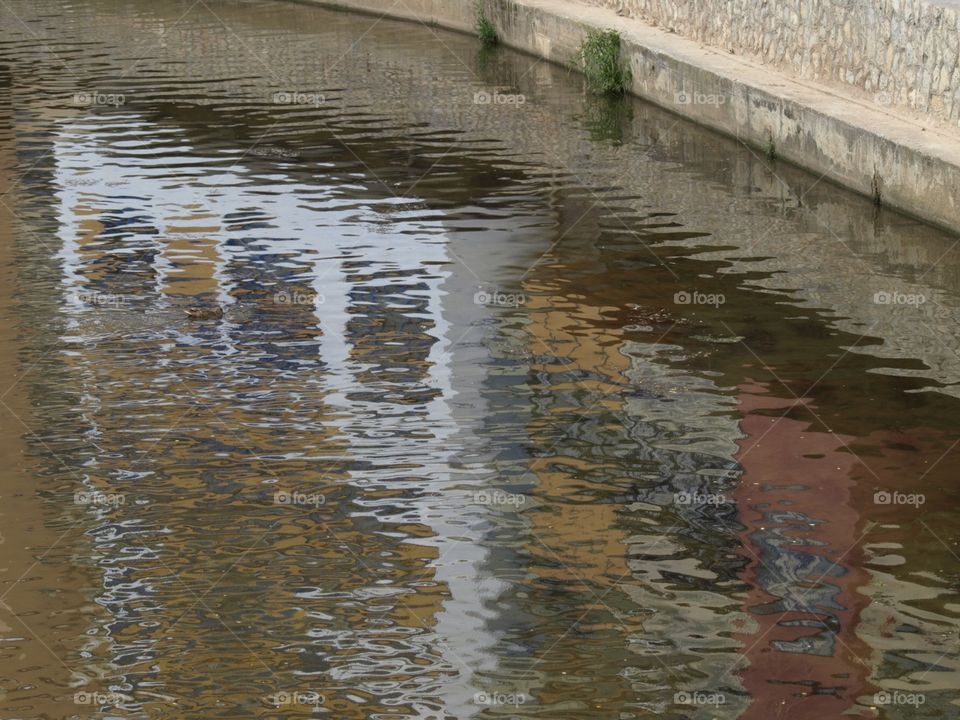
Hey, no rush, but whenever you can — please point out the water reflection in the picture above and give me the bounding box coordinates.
[733,388,874,719]
[0,0,959,718]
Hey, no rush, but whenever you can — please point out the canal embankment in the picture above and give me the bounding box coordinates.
[303,0,960,234]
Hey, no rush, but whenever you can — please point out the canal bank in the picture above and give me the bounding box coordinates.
[303,0,960,235]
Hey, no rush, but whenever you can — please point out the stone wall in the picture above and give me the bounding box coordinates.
[587,0,960,125]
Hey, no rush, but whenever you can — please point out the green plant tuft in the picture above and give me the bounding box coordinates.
[476,5,498,45]
[576,30,631,95]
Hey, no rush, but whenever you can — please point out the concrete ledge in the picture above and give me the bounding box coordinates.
[298,0,960,234]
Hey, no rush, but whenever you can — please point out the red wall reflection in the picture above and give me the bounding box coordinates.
[733,380,875,719]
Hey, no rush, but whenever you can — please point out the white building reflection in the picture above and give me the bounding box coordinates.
[49,109,555,717]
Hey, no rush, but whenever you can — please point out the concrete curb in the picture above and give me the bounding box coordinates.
[298,0,960,234]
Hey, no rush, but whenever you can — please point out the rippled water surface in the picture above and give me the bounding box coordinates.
[2,0,960,718]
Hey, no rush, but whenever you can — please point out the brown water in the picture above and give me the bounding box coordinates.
[1,0,960,718]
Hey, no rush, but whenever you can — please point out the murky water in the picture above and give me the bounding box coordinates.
[1,0,960,717]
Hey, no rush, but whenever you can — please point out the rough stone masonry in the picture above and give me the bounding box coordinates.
[589,0,960,126]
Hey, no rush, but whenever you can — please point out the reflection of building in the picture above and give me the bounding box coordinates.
[485,225,752,715]
[46,101,541,716]
[511,274,641,709]
[0,77,101,720]
[732,384,960,718]
[4,0,960,716]
[733,387,874,719]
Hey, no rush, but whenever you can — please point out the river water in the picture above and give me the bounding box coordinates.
[1,0,959,718]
